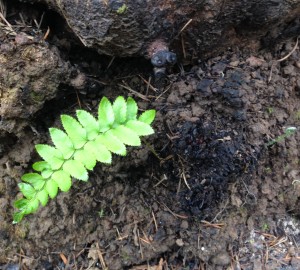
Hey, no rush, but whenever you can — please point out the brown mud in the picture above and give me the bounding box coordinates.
[1,2,300,270]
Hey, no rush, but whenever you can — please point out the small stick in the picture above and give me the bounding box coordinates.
[178,156,191,189]
[181,35,186,59]
[152,210,158,232]
[0,12,16,34]
[201,220,224,229]
[0,0,6,17]
[153,174,167,187]
[139,75,157,93]
[177,176,182,195]
[74,89,82,108]
[155,84,171,101]
[15,253,36,260]
[118,83,149,101]
[19,13,26,25]
[159,201,188,219]
[43,27,50,40]
[179,19,193,35]
[106,56,115,70]
[34,19,39,29]
[137,229,144,259]
[277,37,299,62]
[116,227,128,241]
[59,253,68,265]
[265,244,269,265]
[38,12,45,29]
[268,37,299,83]
[142,138,162,161]
[96,242,108,270]
[210,199,229,223]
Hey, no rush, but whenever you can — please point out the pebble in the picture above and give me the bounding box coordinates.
[197,79,213,96]
[229,60,240,67]
[176,238,184,246]
[4,264,20,270]
[210,251,231,266]
[180,220,189,229]
[283,65,295,76]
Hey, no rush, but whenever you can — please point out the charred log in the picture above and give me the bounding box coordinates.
[17,0,300,60]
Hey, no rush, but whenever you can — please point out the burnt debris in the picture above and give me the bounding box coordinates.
[174,120,258,218]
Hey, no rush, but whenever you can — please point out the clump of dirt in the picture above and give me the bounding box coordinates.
[0,34,72,136]
[1,2,300,270]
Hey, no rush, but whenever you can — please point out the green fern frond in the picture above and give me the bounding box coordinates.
[13,96,156,224]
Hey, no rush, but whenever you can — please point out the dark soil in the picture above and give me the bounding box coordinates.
[1,2,300,270]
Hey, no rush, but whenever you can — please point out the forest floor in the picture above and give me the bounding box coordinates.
[1,3,300,270]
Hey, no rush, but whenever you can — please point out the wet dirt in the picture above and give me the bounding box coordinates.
[1,3,300,270]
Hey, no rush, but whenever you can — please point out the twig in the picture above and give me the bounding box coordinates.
[106,56,115,70]
[74,89,82,108]
[139,75,157,93]
[152,210,158,232]
[268,37,299,83]
[116,227,128,241]
[0,0,6,17]
[18,12,25,25]
[118,83,149,101]
[59,253,68,265]
[155,84,171,101]
[178,156,191,190]
[158,201,188,219]
[0,11,16,34]
[137,229,143,259]
[96,242,108,270]
[142,138,162,161]
[210,199,229,223]
[181,35,186,59]
[43,27,50,40]
[179,19,193,35]
[201,220,224,229]
[153,174,167,187]
[176,176,182,195]
[277,37,299,62]
[38,12,45,29]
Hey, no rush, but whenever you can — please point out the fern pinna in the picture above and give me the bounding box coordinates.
[13,96,155,223]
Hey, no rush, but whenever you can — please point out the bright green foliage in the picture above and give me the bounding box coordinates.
[13,96,156,224]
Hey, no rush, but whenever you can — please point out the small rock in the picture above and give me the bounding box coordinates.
[212,62,227,75]
[246,56,265,67]
[176,238,184,246]
[70,73,86,89]
[283,65,295,76]
[15,33,31,45]
[287,246,296,257]
[229,60,240,67]
[222,88,242,98]
[231,194,242,207]
[291,257,300,268]
[180,220,189,229]
[233,109,247,121]
[197,79,213,96]
[191,103,204,117]
[4,264,20,270]
[210,251,231,266]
